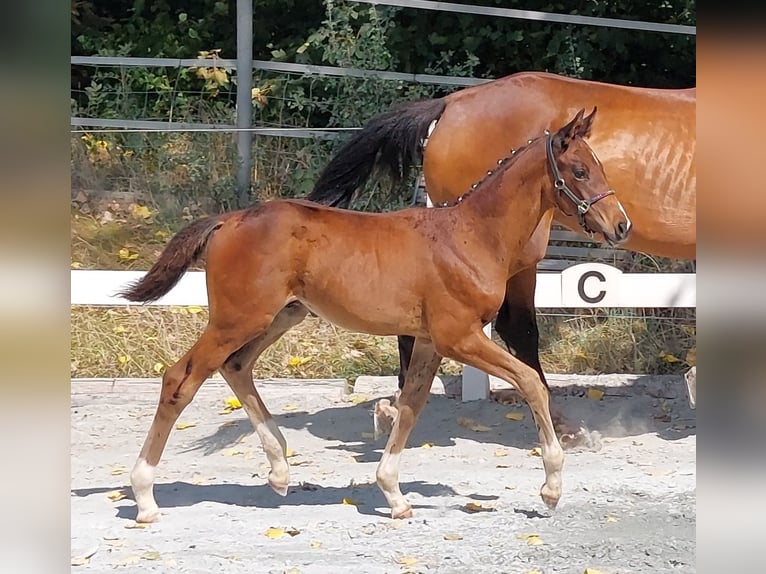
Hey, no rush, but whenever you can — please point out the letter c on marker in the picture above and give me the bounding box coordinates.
[577,270,607,304]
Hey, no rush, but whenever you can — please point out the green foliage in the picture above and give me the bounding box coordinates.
[71,0,695,214]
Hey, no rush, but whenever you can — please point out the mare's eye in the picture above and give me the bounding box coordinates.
[573,168,588,180]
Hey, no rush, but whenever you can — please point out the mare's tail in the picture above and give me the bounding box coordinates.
[306,98,447,208]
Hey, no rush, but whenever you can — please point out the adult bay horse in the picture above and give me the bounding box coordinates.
[307,71,696,438]
[120,110,630,522]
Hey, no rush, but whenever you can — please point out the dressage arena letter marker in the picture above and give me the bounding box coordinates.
[561,263,622,307]
[578,270,606,303]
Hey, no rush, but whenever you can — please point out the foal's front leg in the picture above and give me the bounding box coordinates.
[437,327,565,509]
[376,338,442,519]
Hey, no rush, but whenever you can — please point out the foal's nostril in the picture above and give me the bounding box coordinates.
[616,221,629,240]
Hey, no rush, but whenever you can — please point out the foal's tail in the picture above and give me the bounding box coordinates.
[307,98,447,208]
[118,216,224,303]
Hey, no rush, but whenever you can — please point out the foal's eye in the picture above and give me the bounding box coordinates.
[573,168,588,180]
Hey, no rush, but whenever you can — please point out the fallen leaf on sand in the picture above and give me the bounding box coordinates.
[310,540,322,549]
[283,404,298,411]
[457,417,492,432]
[71,551,96,566]
[110,467,126,475]
[463,501,495,513]
[529,447,542,457]
[221,397,242,413]
[348,394,368,405]
[124,521,147,529]
[443,532,463,541]
[221,448,244,456]
[285,447,297,457]
[494,449,508,457]
[141,550,161,560]
[264,527,300,539]
[116,555,140,566]
[175,422,196,430]
[421,442,434,449]
[584,569,605,574]
[505,411,525,421]
[516,533,544,546]
[605,515,618,523]
[284,568,302,574]
[107,490,127,502]
[395,556,418,566]
[496,463,510,468]
[587,388,605,400]
[342,498,360,506]
[526,571,543,574]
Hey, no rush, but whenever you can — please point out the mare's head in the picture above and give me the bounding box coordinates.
[546,108,631,245]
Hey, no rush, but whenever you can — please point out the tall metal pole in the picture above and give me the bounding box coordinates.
[235,0,253,208]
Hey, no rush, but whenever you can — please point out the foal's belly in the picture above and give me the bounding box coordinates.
[298,295,428,338]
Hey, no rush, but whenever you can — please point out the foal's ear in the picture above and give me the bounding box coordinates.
[552,108,586,152]
[576,107,597,139]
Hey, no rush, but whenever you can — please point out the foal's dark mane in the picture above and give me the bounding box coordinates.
[432,135,542,208]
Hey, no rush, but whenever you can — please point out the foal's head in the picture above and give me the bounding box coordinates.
[546,108,631,245]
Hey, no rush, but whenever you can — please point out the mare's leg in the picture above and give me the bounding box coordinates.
[495,268,584,445]
[436,327,564,509]
[495,266,547,383]
[396,335,415,389]
[373,336,414,438]
[218,302,309,496]
[130,317,272,523]
[375,338,442,519]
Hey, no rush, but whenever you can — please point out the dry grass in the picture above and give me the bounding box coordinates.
[70,306,466,380]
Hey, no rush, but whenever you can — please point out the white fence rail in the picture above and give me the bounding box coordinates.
[70,266,696,308]
[71,266,695,401]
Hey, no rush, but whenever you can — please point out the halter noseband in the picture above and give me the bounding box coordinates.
[544,129,614,232]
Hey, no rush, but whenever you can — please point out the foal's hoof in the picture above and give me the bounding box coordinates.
[373,399,398,440]
[268,476,289,497]
[540,484,560,510]
[135,507,160,524]
[391,505,413,520]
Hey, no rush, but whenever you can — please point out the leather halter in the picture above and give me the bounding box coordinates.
[545,129,614,232]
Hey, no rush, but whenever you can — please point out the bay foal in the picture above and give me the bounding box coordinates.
[120,109,630,522]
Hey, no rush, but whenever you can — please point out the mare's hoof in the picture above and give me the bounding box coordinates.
[373,399,398,439]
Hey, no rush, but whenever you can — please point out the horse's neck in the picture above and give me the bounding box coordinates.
[462,146,551,259]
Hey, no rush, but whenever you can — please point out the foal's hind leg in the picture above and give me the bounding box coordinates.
[218,302,309,496]
[130,320,272,523]
[376,338,442,519]
[436,327,564,510]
